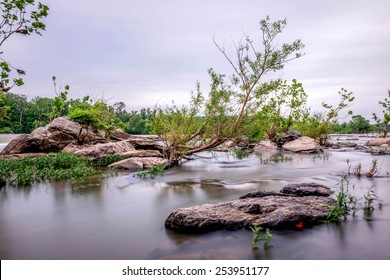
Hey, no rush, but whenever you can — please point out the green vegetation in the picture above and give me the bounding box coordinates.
[259,155,293,164]
[232,149,249,160]
[91,154,126,167]
[0,152,96,186]
[251,226,272,249]
[0,90,154,135]
[346,159,362,177]
[323,176,357,223]
[153,16,305,163]
[332,115,373,134]
[363,186,382,215]
[372,90,390,137]
[136,164,166,179]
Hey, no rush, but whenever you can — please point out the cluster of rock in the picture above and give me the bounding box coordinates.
[325,137,390,154]
[253,130,323,154]
[0,117,168,171]
[165,183,335,233]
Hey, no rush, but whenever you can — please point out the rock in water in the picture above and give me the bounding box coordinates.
[282,136,322,153]
[165,183,334,233]
[366,138,390,146]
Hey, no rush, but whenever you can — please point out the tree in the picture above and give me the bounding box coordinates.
[294,88,354,144]
[349,115,372,133]
[372,90,390,137]
[152,17,305,163]
[0,0,49,92]
[0,0,49,120]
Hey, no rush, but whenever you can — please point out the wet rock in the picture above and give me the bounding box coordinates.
[354,144,368,151]
[280,183,333,197]
[366,138,390,146]
[282,136,322,153]
[165,183,334,233]
[108,157,169,171]
[253,140,278,152]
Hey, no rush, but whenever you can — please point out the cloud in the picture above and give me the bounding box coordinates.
[4,0,390,119]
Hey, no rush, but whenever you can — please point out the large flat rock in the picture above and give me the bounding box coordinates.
[165,183,334,233]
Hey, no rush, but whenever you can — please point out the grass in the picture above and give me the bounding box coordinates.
[346,159,361,177]
[251,226,272,249]
[136,164,166,179]
[91,154,125,167]
[322,176,358,223]
[366,158,381,177]
[0,152,97,187]
[363,186,382,215]
[232,149,249,160]
[259,155,293,164]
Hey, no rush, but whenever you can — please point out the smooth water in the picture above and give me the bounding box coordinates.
[0,142,390,259]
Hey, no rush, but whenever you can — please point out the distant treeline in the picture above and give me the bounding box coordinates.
[0,92,153,135]
[0,92,387,137]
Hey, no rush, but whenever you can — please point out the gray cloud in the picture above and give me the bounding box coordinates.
[5,0,390,120]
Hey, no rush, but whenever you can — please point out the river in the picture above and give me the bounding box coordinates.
[0,135,389,259]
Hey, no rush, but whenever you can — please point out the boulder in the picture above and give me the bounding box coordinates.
[108,157,169,171]
[64,141,136,157]
[126,138,164,152]
[165,183,334,233]
[282,136,322,153]
[0,134,30,154]
[109,129,132,141]
[275,130,302,147]
[1,117,107,154]
[253,140,278,153]
[366,138,390,146]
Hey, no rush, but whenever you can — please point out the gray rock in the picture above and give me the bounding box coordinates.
[126,138,164,152]
[0,134,30,154]
[1,117,107,154]
[275,130,302,147]
[282,136,322,153]
[253,140,278,152]
[109,129,132,141]
[109,157,169,171]
[70,141,135,157]
[280,183,333,197]
[165,183,334,233]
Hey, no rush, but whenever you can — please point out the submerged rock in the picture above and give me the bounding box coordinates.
[108,157,169,171]
[165,183,334,233]
[366,138,390,146]
[282,136,322,153]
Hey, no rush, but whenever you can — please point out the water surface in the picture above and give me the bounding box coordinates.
[0,144,389,259]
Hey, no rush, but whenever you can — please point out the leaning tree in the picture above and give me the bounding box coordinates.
[152,16,305,164]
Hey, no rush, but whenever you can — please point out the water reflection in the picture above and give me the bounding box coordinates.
[0,150,389,259]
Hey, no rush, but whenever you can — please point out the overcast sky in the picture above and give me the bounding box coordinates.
[4,0,390,119]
